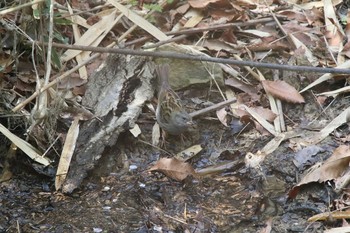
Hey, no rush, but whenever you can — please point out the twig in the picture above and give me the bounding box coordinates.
[44,1,54,86]
[34,41,350,74]
[272,70,285,132]
[143,35,188,49]
[190,98,237,118]
[137,139,174,157]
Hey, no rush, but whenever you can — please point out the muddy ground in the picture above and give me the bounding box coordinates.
[0,90,348,233]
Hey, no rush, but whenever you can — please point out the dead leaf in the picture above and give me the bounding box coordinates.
[216,108,229,127]
[225,78,260,101]
[188,0,227,8]
[289,145,350,198]
[251,106,276,122]
[262,80,305,103]
[324,0,344,51]
[148,158,195,181]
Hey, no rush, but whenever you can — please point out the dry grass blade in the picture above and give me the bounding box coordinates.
[0,123,50,166]
[0,0,44,16]
[242,105,277,136]
[55,117,80,190]
[305,106,350,145]
[317,85,350,97]
[300,60,350,93]
[108,0,169,41]
[62,10,118,62]
[67,2,88,80]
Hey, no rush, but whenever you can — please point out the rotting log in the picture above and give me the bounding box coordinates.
[62,54,154,193]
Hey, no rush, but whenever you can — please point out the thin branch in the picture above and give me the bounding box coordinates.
[190,98,237,118]
[44,0,54,85]
[35,41,350,74]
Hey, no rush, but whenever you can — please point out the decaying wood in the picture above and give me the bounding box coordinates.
[62,54,155,193]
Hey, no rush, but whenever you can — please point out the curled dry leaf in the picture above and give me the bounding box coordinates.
[262,80,305,103]
[148,158,195,181]
[289,145,350,198]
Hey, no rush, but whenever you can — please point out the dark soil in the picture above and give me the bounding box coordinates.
[1,90,348,232]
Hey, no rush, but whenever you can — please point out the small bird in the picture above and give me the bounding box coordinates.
[155,64,193,135]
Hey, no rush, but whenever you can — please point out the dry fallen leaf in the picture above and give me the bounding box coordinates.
[225,78,260,101]
[216,108,229,127]
[251,106,276,122]
[188,0,224,8]
[262,80,305,103]
[148,158,195,181]
[289,145,350,198]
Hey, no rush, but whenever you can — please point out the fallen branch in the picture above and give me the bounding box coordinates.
[35,41,350,74]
